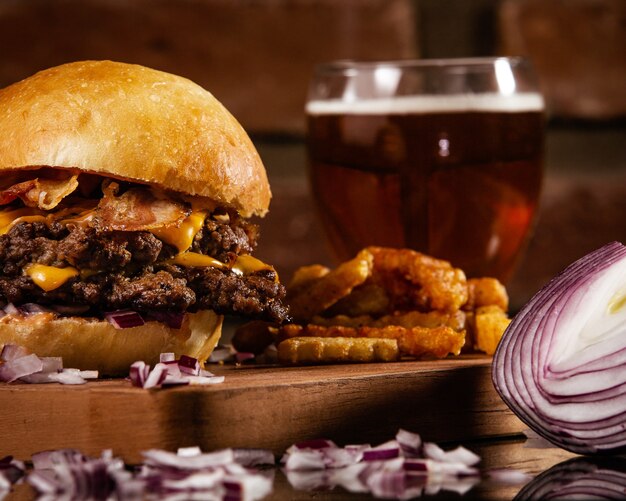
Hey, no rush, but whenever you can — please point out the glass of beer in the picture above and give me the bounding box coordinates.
[306,58,545,283]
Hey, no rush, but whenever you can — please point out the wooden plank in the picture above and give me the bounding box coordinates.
[0,356,524,463]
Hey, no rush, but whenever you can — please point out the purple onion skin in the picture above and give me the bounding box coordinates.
[492,242,626,455]
[514,457,626,501]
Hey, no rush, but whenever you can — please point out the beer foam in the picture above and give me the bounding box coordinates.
[306,92,545,115]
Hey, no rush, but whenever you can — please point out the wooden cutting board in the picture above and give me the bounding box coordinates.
[0,356,524,464]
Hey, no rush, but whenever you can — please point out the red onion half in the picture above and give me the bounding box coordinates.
[493,242,626,454]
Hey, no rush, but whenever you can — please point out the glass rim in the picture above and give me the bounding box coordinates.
[313,56,530,75]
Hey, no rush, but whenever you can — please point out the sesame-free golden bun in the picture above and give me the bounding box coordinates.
[0,310,222,376]
[0,60,270,217]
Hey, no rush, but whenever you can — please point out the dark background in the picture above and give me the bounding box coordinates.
[0,0,624,309]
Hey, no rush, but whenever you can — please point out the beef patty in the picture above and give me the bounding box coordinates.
[0,212,288,323]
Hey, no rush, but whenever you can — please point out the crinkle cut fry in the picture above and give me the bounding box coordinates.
[277,336,399,365]
[287,249,373,322]
[279,323,465,358]
[310,309,466,331]
[366,246,468,312]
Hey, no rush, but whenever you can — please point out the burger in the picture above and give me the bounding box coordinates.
[0,60,288,375]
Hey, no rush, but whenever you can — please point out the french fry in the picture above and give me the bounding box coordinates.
[287,249,374,322]
[366,246,468,313]
[325,283,390,317]
[288,264,330,293]
[464,277,509,312]
[277,336,399,365]
[472,305,511,355]
[278,323,465,359]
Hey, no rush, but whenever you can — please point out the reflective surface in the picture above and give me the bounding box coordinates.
[0,437,589,500]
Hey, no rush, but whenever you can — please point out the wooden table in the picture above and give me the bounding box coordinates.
[1,356,525,464]
[0,357,598,499]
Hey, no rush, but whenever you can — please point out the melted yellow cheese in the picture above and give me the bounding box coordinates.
[25,264,79,292]
[169,252,229,270]
[0,208,44,234]
[150,211,207,253]
[232,255,275,276]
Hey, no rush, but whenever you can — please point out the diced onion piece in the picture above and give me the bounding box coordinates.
[178,354,200,375]
[0,353,43,382]
[159,352,176,363]
[492,242,626,454]
[105,310,145,329]
[142,363,168,389]
[396,429,422,457]
[146,311,185,329]
[129,353,225,389]
[0,344,29,362]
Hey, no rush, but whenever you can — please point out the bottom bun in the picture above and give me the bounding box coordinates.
[0,310,223,376]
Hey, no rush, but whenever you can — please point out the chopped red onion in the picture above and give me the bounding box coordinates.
[0,456,24,490]
[2,303,19,316]
[146,311,185,329]
[0,353,43,382]
[177,446,202,457]
[27,449,123,499]
[40,357,63,373]
[282,429,484,499]
[79,370,99,380]
[294,439,337,450]
[0,344,29,362]
[423,442,481,466]
[104,310,145,329]
[143,448,235,470]
[283,450,326,471]
[362,448,400,462]
[130,353,225,389]
[20,370,86,385]
[178,354,200,375]
[142,363,169,389]
[0,345,94,385]
[493,242,626,454]
[396,429,422,457]
[159,352,176,363]
[18,303,54,315]
[137,446,275,500]
[129,361,149,388]
[232,449,275,467]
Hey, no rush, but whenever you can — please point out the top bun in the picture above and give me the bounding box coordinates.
[0,60,270,217]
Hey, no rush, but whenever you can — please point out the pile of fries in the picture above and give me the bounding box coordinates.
[233,247,511,365]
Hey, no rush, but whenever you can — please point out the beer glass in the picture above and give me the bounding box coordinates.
[306,58,544,283]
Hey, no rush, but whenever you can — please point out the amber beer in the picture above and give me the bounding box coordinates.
[306,94,544,282]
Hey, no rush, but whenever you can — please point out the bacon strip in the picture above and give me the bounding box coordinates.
[95,182,190,231]
[0,176,79,209]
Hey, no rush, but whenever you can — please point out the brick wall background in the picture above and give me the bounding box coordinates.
[0,0,624,309]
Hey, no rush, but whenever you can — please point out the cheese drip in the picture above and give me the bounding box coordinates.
[0,208,45,235]
[150,210,207,253]
[25,264,79,292]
